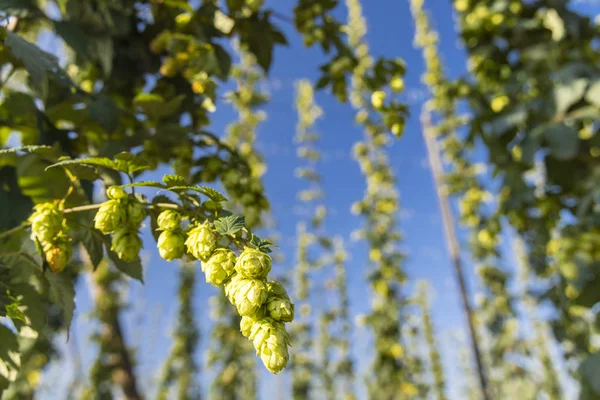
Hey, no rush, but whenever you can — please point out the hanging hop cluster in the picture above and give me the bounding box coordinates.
[29,202,72,273]
[184,225,294,374]
[94,187,146,262]
[156,210,186,261]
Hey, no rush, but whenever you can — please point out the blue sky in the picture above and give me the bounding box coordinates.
[36,0,600,399]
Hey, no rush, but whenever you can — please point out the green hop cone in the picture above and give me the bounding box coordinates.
[111,228,142,262]
[248,318,291,374]
[29,203,63,244]
[266,282,294,322]
[106,186,128,200]
[44,235,72,273]
[94,200,127,234]
[185,222,216,261]
[240,316,255,338]
[127,198,147,225]
[157,210,181,231]
[157,230,185,261]
[202,248,236,286]
[235,247,272,279]
[224,274,268,316]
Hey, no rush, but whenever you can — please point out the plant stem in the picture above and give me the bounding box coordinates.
[421,105,492,400]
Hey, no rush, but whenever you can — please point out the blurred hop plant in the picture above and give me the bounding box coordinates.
[29,202,72,273]
[202,248,236,286]
[225,274,269,316]
[111,228,143,262]
[248,318,291,374]
[266,282,294,322]
[157,230,186,261]
[185,222,217,261]
[235,247,272,279]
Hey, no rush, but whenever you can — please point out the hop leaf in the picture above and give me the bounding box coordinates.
[266,282,294,322]
[111,228,142,262]
[156,210,181,231]
[235,247,272,279]
[29,203,63,244]
[94,200,127,234]
[185,222,217,261]
[157,230,186,261]
[248,318,291,374]
[202,248,236,286]
[224,274,268,317]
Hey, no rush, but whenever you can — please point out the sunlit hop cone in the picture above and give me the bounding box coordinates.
[157,230,186,261]
[202,248,236,286]
[106,186,128,200]
[240,316,255,338]
[111,228,142,262]
[156,210,181,231]
[185,222,217,261]
[248,318,291,374]
[265,282,294,322]
[45,234,72,273]
[29,203,63,244]
[126,197,147,225]
[224,274,268,316]
[235,247,272,279]
[94,200,127,234]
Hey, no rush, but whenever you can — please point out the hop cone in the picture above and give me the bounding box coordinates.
[94,200,127,234]
[266,282,294,322]
[157,230,185,261]
[157,210,181,231]
[29,203,62,244]
[202,248,236,286]
[240,316,255,338]
[248,318,291,374]
[185,223,216,261]
[106,186,128,200]
[235,247,272,279]
[45,235,72,273]
[127,198,147,225]
[224,274,268,316]
[111,228,142,262]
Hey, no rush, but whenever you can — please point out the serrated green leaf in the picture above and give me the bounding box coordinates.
[113,152,152,175]
[133,93,165,116]
[0,145,54,155]
[80,227,104,270]
[121,181,167,189]
[579,353,600,395]
[44,272,75,331]
[4,30,73,88]
[104,237,143,282]
[163,174,186,187]
[585,80,600,107]
[46,157,117,172]
[0,167,33,230]
[17,154,70,203]
[555,78,587,115]
[544,123,580,160]
[166,185,227,202]
[0,324,19,389]
[214,215,245,236]
[53,21,89,57]
[88,96,119,133]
